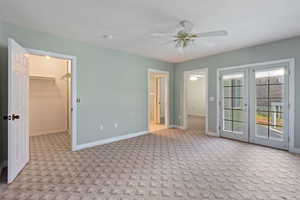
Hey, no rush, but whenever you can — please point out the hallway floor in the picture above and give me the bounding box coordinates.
[149,121,166,132]
[187,115,205,132]
[1,130,300,200]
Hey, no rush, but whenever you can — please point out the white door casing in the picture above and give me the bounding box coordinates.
[147,69,169,131]
[8,38,29,183]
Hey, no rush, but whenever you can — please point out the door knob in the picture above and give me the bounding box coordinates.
[12,114,20,120]
[3,115,12,120]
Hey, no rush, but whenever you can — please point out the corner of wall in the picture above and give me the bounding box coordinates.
[0,26,8,166]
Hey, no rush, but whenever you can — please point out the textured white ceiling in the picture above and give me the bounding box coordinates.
[1,0,300,63]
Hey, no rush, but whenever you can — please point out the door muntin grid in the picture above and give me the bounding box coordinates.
[222,73,245,134]
[255,68,285,141]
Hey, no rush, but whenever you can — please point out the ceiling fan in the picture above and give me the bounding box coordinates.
[151,20,228,52]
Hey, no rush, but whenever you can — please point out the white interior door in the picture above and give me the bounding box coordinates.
[249,65,289,150]
[220,69,249,142]
[7,38,29,183]
[158,77,166,124]
[156,77,161,124]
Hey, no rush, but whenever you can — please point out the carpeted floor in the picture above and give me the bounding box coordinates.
[1,129,300,200]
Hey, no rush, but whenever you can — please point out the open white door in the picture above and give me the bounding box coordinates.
[7,39,29,183]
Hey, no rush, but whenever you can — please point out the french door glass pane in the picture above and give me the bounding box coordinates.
[255,68,285,140]
[222,73,245,134]
[224,109,232,120]
[224,120,232,131]
[233,109,244,122]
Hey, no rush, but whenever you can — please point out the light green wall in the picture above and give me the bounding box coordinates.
[0,22,174,163]
[174,36,300,148]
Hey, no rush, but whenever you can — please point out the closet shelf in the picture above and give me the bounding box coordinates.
[29,75,55,81]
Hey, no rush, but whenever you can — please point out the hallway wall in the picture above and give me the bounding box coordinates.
[186,77,205,117]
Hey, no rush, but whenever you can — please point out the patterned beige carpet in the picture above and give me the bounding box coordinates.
[1,129,300,200]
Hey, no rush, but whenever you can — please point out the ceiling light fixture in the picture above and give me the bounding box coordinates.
[102,34,113,39]
[45,56,51,60]
[189,76,198,81]
[189,74,204,81]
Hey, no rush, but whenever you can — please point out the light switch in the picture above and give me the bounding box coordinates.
[209,97,215,102]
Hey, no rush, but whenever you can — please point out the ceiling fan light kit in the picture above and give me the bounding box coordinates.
[174,32,198,48]
[152,20,228,51]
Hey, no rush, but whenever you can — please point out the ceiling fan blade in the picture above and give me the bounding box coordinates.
[151,32,173,37]
[160,40,175,46]
[195,30,228,38]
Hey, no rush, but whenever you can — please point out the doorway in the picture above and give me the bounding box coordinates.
[28,54,72,139]
[27,49,77,152]
[7,38,77,183]
[183,69,208,133]
[218,59,295,151]
[148,69,169,132]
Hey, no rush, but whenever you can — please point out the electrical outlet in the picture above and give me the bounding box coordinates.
[114,123,118,128]
[100,125,104,131]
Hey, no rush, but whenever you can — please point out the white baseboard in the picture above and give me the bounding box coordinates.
[290,147,300,154]
[172,125,184,130]
[187,114,205,117]
[177,125,185,130]
[169,125,185,130]
[207,132,219,137]
[0,160,7,174]
[75,130,149,151]
[30,129,68,136]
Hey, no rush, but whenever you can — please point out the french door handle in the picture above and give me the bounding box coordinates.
[12,114,20,120]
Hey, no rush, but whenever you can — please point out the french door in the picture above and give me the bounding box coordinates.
[220,64,290,150]
[220,69,249,142]
[249,65,289,149]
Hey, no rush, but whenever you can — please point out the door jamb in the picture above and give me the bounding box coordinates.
[216,58,295,153]
[148,69,170,131]
[183,68,208,134]
[26,48,78,151]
